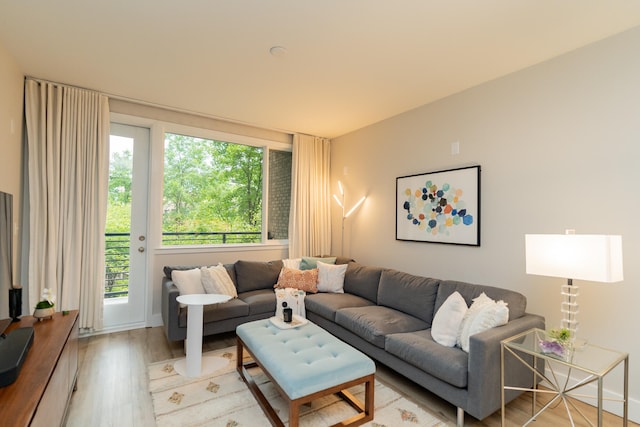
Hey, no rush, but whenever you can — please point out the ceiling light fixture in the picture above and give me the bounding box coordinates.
[269,46,287,57]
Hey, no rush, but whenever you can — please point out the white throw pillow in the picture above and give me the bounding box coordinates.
[431,291,468,347]
[457,292,509,352]
[201,264,238,298]
[316,261,348,293]
[172,268,205,307]
[171,268,205,295]
[282,258,302,270]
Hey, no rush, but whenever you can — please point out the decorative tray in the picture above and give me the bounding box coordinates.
[269,315,309,329]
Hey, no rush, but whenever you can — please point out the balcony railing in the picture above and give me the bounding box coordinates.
[104,231,261,298]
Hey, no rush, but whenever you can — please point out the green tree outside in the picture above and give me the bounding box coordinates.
[162,133,263,243]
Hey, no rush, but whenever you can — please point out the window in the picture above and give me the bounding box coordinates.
[162,131,291,245]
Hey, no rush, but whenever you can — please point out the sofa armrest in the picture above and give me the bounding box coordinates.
[465,313,545,420]
[161,277,184,341]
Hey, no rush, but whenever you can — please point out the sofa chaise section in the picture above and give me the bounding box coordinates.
[305,263,545,425]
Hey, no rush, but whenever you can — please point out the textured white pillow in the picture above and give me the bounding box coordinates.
[282,258,302,269]
[316,261,348,293]
[431,291,468,347]
[201,264,238,298]
[458,293,509,352]
[171,268,205,295]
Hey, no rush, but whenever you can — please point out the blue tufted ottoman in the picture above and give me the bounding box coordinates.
[236,319,375,427]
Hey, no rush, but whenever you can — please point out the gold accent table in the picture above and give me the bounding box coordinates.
[501,328,628,426]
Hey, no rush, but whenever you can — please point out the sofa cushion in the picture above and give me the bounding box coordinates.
[274,267,318,293]
[377,269,440,325]
[164,264,238,287]
[178,298,249,328]
[457,293,509,352]
[335,305,429,348]
[223,263,238,287]
[201,264,238,298]
[282,258,302,269]
[234,260,283,293]
[431,291,468,347]
[171,268,205,296]
[385,329,469,388]
[316,261,348,293]
[305,293,375,321]
[335,256,355,265]
[164,265,195,279]
[239,289,277,315]
[435,280,526,321]
[300,256,336,270]
[343,262,383,303]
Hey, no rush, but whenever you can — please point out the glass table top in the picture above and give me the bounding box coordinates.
[502,328,628,376]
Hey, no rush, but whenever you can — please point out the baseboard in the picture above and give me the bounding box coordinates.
[80,314,164,337]
[539,368,638,423]
[147,313,163,328]
[84,321,148,337]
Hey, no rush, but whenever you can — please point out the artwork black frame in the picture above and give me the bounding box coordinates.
[396,165,480,246]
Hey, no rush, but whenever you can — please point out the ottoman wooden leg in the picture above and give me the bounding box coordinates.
[289,402,300,427]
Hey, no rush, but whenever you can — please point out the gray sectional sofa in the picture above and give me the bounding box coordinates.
[161,258,544,426]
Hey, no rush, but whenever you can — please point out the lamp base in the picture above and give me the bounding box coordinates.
[560,280,579,339]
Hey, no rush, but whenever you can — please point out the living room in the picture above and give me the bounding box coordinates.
[1,2,639,426]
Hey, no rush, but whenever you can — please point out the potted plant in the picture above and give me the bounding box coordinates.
[34,288,56,320]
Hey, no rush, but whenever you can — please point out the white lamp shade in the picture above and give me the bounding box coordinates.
[525,234,623,282]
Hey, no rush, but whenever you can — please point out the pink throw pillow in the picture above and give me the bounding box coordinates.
[274,267,318,293]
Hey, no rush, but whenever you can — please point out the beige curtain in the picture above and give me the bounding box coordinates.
[288,134,331,258]
[24,79,109,330]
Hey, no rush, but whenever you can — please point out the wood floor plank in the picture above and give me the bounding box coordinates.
[65,327,636,427]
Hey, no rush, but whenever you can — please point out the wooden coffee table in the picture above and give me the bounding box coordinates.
[236,318,375,427]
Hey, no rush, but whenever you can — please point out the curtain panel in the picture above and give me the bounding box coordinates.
[288,134,331,258]
[24,79,109,330]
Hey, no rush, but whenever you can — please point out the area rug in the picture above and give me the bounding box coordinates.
[149,347,453,427]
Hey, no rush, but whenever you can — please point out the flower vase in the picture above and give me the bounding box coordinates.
[33,306,55,321]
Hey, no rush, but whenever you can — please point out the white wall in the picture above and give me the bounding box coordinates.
[0,41,24,319]
[332,27,640,421]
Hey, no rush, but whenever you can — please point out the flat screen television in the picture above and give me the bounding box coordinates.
[0,191,14,322]
[0,191,33,388]
[0,191,34,387]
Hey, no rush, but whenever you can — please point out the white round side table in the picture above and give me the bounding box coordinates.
[174,293,232,377]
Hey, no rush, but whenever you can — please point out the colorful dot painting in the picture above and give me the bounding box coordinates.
[401,179,473,236]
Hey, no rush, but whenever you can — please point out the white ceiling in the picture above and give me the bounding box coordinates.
[1,1,640,138]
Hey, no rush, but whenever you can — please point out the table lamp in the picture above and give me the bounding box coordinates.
[525,233,623,340]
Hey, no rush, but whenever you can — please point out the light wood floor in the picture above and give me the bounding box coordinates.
[65,327,635,427]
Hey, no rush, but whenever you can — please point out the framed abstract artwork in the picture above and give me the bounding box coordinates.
[396,165,480,246]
